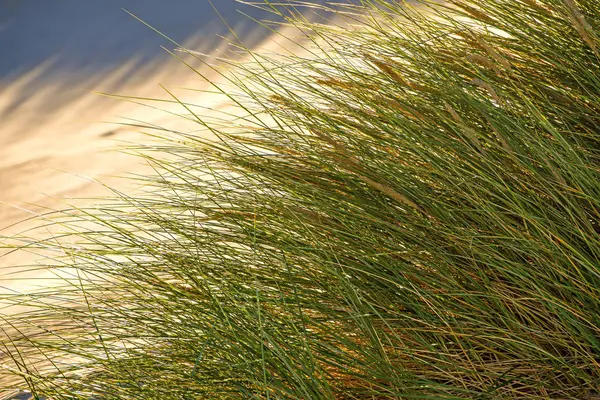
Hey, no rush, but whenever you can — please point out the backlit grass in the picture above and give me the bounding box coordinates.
[1,0,600,398]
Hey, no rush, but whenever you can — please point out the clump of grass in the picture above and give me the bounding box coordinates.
[2,0,600,398]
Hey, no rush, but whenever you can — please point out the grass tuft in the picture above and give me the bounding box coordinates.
[2,0,600,398]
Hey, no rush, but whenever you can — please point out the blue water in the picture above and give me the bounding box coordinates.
[0,0,327,79]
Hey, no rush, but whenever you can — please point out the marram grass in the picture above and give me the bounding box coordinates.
[2,0,600,398]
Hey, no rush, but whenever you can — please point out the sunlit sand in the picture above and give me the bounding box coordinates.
[0,21,313,294]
